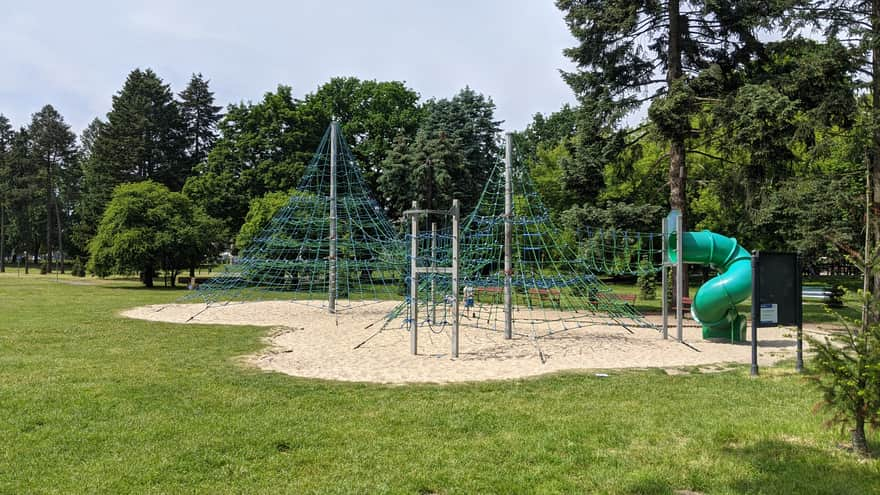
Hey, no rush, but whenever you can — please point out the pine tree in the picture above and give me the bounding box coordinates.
[179,73,222,166]
[556,0,789,226]
[28,105,77,273]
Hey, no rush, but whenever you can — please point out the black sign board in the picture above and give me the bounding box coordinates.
[754,252,801,327]
[750,251,804,376]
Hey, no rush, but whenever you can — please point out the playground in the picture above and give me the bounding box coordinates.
[118,123,816,384]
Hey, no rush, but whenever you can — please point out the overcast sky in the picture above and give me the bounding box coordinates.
[0,0,580,137]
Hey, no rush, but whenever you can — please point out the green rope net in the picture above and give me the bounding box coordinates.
[389,134,654,338]
[186,123,405,311]
[577,227,663,276]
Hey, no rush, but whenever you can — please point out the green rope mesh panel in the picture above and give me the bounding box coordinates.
[577,227,663,276]
[186,123,406,311]
[390,134,653,337]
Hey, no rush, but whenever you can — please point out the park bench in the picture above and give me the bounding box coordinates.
[527,287,562,306]
[802,286,844,307]
[177,276,214,289]
[475,286,504,297]
[671,296,693,314]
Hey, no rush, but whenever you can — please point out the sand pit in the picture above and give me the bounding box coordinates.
[121,300,817,384]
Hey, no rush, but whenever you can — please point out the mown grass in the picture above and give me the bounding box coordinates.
[1,272,878,494]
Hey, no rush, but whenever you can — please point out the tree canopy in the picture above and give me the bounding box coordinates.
[88,181,222,287]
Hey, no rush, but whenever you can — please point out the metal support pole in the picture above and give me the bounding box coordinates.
[328,121,338,314]
[750,251,759,376]
[452,200,460,358]
[796,253,804,373]
[661,218,668,339]
[410,201,419,355]
[676,214,684,342]
[504,132,513,340]
[431,222,437,323]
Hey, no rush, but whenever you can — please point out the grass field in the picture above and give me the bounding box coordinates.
[1,272,878,494]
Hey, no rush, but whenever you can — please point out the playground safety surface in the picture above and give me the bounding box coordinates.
[123,301,815,384]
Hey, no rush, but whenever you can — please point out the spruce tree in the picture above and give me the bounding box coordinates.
[91,68,187,190]
[179,73,222,166]
[72,118,108,254]
[418,87,502,212]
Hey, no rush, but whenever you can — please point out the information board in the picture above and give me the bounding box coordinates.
[755,252,801,327]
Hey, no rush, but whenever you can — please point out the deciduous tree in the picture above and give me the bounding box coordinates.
[88,181,222,287]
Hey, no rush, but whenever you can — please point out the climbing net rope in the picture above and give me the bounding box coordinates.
[576,227,663,276]
[387,134,654,340]
[184,122,405,311]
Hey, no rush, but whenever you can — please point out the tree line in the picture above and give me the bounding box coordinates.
[0,0,877,290]
[0,70,504,285]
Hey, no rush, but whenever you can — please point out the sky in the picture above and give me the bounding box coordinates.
[0,0,580,137]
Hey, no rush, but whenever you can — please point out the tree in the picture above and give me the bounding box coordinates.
[235,190,292,251]
[808,318,880,457]
[183,85,311,234]
[0,115,13,272]
[8,127,41,273]
[414,87,502,213]
[787,1,880,313]
[179,73,222,166]
[299,77,423,193]
[378,130,464,216]
[88,181,222,287]
[28,105,77,273]
[556,0,788,227]
[72,118,108,254]
[89,68,187,189]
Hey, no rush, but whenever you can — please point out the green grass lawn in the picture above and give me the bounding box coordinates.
[1,272,878,494]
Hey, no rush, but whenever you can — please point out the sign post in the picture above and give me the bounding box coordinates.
[751,251,802,376]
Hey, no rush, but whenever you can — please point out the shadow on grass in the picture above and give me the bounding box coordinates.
[725,438,879,494]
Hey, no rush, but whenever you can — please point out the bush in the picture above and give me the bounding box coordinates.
[71,257,86,277]
[40,261,49,274]
[637,261,657,300]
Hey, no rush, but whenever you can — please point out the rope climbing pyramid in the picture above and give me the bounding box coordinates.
[188,121,405,312]
[388,133,653,345]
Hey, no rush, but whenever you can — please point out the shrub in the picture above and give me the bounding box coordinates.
[71,257,86,277]
[637,261,657,300]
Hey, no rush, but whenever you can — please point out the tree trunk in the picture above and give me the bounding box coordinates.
[853,410,869,457]
[45,157,53,273]
[54,199,64,273]
[143,264,154,288]
[24,251,29,274]
[0,204,5,273]
[189,265,196,278]
[871,0,880,321]
[667,0,689,296]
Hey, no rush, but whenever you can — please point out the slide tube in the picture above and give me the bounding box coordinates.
[668,230,751,340]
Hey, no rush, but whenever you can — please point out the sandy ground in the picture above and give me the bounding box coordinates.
[121,300,823,384]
